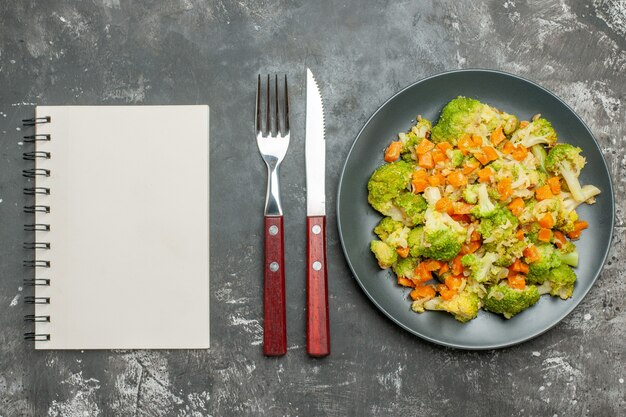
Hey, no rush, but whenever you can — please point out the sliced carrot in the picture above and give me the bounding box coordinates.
[410,285,436,300]
[439,263,449,275]
[435,197,454,214]
[473,151,490,165]
[512,145,529,161]
[414,263,433,282]
[508,197,525,216]
[482,146,499,162]
[436,142,453,153]
[567,220,588,240]
[553,231,567,248]
[438,285,457,301]
[511,259,529,274]
[415,138,435,155]
[412,180,428,193]
[447,171,468,187]
[470,135,482,147]
[497,177,513,201]
[396,247,410,258]
[431,150,446,164]
[458,135,473,155]
[418,152,434,169]
[398,276,415,288]
[470,230,482,242]
[538,228,552,242]
[445,276,464,291]
[538,213,555,229]
[461,241,481,255]
[423,260,443,271]
[450,214,471,223]
[412,169,428,181]
[490,126,506,146]
[548,177,561,195]
[428,172,444,187]
[384,140,402,162]
[516,229,525,240]
[535,185,553,201]
[508,275,526,290]
[519,121,530,128]
[477,167,494,183]
[463,160,480,175]
[452,255,464,275]
[523,245,541,263]
[502,140,516,155]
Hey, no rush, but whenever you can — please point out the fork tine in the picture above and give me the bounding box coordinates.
[275,74,280,135]
[256,74,262,134]
[284,75,289,132]
[266,74,271,136]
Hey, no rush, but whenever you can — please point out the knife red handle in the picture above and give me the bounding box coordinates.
[263,216,287,356]
[306,216,330,357]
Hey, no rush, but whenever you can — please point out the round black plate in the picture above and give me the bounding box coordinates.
[337,69,615,349]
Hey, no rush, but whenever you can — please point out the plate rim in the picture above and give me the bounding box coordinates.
[336,68,616,350]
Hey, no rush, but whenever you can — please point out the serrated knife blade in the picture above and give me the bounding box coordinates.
[305,68,326,216]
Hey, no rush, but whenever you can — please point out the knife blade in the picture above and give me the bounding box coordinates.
[305,68,330,357]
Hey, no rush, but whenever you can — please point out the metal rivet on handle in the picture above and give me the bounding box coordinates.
[269,225,279,235]
[312,261,322,271]
[312,225,321,235]
[269,262,279,272]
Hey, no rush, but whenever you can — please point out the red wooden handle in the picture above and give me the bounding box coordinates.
[263,216,287,356]
[306,216,330,357]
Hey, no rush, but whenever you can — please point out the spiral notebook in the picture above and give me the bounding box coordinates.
[24,105,210,350]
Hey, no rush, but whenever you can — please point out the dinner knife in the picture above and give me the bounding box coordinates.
[305,68,330,357]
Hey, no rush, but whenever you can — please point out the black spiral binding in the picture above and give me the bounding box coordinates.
[22,116,52,341]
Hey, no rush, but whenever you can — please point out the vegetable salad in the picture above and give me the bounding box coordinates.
[368,97,600,322]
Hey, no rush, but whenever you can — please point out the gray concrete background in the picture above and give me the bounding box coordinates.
[1,0,624,416]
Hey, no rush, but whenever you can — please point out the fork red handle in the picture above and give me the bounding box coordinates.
[306,216,330,357]
[263,216,287,356]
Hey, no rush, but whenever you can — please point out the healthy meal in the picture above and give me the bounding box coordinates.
[368,97,601,322]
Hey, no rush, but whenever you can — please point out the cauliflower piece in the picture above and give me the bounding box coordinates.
[545,143,587,202]
[510,118,557,148]
[483,283,540,319]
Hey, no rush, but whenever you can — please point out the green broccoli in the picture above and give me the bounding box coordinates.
[470,183,498,218]
[374,217,404,241]
[561,185,601,215]
[537,264,577,299]
[449,149,464,167]
[461,252,503,283]
[483,283,540,319]
[422,289,481,322]
[462,184,480,204]
[531,144,548,173]
[421,209,465,261]
[477,207,518,243]
[487,239,528,267]
[398,131,420,156]
[370,240,397,269]
[393,257,418,279]
[545,144,586,202]
[407,227,425,257]
[385,226,410,249]
[526,243,561,284]
[511,118,557,148]
[393,192,428,226]
[367,161,413,214]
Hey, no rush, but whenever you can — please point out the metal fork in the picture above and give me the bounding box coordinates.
[256,74,289,356]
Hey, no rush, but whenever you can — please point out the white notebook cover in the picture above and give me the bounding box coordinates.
[32,105,209,349]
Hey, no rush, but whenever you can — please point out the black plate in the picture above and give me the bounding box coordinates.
[337,69,615,349]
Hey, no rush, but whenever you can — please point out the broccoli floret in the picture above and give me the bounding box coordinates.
[370,240,397,269]
[561,185,601,215]
[385,226,410,249]
[449,149,464,167]
[367,161,413,214]
[545,144,586,202]
[483,283,540,319]
[531,144,548,173]
[431,97,484,145]
[540,264,577,299]
[477,207,518,243]
[461,252,503,283]
[411,117,432,138]
[557,246,579,267]
[511,118,557,148]
[374,217,404,241]
[393,192,428,226]
[407,227,425,257]
[462,184,480,204]
[526,244,561,284]
[422,289,481,322]
[398,131,420,155]
[393,257,418,279]
[422,210,465,261]
[487,239,528,267]
[470,183,498,218]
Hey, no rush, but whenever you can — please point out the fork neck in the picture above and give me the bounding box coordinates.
[264,160,283,216]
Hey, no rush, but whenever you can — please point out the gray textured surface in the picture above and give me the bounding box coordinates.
[0,0,624,416]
